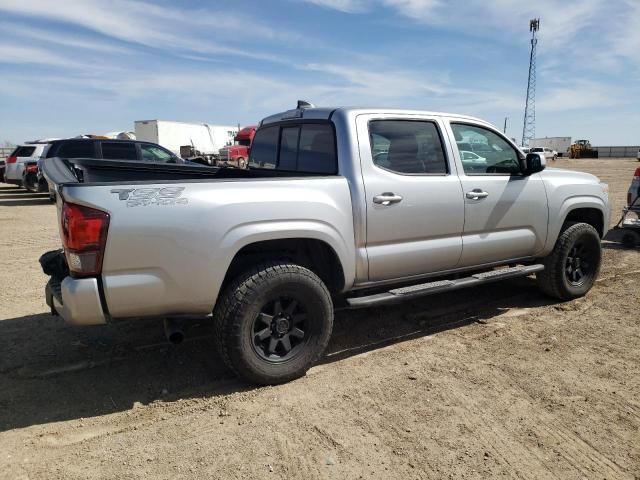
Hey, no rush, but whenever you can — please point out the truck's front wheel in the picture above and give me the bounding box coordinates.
[536,222,602,300]
[213,262,333,385]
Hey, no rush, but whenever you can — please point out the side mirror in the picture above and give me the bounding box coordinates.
[524,152,546,175]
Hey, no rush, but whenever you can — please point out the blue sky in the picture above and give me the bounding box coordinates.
[0,0,638,145]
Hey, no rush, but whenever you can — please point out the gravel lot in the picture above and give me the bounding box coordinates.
[0,158,638,479]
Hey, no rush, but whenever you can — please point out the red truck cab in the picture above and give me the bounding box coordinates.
[218,125,257,168]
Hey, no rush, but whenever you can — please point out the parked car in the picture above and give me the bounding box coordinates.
[21,161,41,192]
[41,103,610,385]
[135,120,238,166]
[3,143,48,186]
[459,150,487,166]
[531,146,557,161]
[38,138,186,197]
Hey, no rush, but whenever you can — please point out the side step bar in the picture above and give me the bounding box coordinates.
[346,264,544,309]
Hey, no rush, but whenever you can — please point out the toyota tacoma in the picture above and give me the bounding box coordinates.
[41,102,610,385]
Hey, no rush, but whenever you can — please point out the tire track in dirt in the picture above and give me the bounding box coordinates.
[475,354,632,479]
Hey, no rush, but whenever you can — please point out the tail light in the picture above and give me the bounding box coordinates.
[61,202,110,276]
[634,167,640,179]
[26,164,38,173]
[6,155,17,164]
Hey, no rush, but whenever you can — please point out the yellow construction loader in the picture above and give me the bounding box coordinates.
[570,139,598,158]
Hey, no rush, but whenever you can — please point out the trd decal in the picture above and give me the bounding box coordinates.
[110,187,188,207]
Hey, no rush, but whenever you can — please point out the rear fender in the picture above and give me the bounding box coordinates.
[213,219,355,299]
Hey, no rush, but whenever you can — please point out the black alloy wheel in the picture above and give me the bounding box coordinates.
[251,297,308,362]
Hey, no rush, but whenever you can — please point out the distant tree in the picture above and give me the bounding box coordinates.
[2,140,16,148]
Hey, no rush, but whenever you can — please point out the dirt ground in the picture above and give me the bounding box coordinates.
[0,158,638,480]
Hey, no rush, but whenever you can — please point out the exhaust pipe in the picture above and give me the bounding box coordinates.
[163,318,185,345]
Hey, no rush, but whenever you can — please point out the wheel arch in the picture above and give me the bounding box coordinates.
[564,207,604,237]
[221,237,347,295]
[543,197,608,256]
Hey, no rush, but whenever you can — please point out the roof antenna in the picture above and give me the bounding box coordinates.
[297,100,315,109]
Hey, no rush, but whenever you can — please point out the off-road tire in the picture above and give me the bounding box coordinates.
[213,262,333,385]
[537,222,601,300]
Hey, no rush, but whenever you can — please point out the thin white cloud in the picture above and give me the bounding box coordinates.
[0,22,133,55]
[305,62,448,97]
[0,44,85,68]
[300,0,440,17]
[605,0,640,64]
[536,81,624,112]
[299,0,607,52]
[380,0,441,19]
[301,0,366,13]
[0,0,297,62]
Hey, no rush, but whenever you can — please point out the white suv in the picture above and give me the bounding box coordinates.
[530,147,557,161]
[3,143,47,187]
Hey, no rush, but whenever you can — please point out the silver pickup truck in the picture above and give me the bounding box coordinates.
[42,103,610,385]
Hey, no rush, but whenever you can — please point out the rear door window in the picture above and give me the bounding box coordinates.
[369,120,448,174]
[53,142,96,158]
[13,146,36,157]
[101,142,138,161]
[249,126,279,169]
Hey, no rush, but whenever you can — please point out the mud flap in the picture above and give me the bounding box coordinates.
[39,249,69,278]
[40,249,69,316]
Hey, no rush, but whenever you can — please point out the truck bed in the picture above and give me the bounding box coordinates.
[41,156,356,323]
[43,157,321,187]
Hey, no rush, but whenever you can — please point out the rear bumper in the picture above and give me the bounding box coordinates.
[4,163,24,182]
[46,276,107,325]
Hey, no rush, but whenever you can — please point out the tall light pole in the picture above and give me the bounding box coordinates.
[521,18,540,147]
[503,116,508,134]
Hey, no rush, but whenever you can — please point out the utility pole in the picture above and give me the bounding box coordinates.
[521,18,540,147]
[503,117,508,134]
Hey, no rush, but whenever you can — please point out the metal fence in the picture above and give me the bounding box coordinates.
[593,146,640,158]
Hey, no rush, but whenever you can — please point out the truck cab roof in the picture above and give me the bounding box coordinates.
[260,105,489,127]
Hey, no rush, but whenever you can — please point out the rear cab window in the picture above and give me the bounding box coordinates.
[249,126,279,169]
[249,123,337,174]
[101,142,138,161]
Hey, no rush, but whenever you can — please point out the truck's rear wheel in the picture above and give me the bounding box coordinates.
[536,222,601,300]
[213,262,333,385]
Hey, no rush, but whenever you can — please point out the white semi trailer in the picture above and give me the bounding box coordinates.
[530,137,572,157]
[135,120,238,164]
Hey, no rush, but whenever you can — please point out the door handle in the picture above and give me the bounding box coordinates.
[465,189,489,200]
[373,193,403,206]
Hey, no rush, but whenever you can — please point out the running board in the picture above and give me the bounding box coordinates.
[346,264,544,309]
